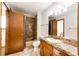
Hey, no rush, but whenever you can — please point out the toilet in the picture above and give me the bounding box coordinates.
[33,40,40,52]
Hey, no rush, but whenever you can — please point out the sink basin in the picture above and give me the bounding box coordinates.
[46,38,62,44]
[46,38,54,42]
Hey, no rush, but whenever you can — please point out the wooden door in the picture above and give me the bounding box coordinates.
[5,11,24,55]
[49,19,57,35]
[77,3,79,56]
[49,20,53,35]
[5,10,10,55]
[52,19,57,35]
[0,2,2,55]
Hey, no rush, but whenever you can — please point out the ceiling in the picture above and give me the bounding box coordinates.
[8,2,55,16]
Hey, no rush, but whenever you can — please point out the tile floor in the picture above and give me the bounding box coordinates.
[8,41,40,56]
[0,47,5,56]
[8,47,40,56]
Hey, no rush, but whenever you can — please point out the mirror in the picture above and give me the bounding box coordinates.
[49,17,64,37]
[48,3,77,41]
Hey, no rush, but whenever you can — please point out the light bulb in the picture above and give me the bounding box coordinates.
[58,11,62,14]
[48,11,54,16]
[63,8,67,12]
[55,12,57,16]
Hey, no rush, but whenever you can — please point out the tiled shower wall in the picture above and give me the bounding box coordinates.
[23,16,37,42]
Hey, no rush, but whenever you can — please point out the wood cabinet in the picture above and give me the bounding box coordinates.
[40,39,53,56]
[40,39,44,56]
[40,39,69,56]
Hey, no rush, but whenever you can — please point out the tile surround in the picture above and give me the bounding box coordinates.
[23,16,37,42]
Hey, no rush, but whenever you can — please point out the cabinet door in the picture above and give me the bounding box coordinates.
[43,47,50,56]
[43,41,53,56]
[40,40,44,56]
[5,11,24,55]
[40,40,53,56]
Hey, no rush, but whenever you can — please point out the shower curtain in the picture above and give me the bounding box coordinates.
[23,16,37,47]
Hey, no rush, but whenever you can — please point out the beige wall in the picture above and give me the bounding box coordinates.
[0,2,1,15]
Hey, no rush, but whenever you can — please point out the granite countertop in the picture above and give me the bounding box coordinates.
[40,37,77,56]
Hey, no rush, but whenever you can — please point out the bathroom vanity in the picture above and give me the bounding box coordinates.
[40,37,77,56]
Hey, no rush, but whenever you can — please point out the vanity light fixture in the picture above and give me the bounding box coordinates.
[48,11,54,16]
[49,2,71,17]
[55,6,62,15]
[60,4,67,13]
[53,7,59,16]
[55,12,57,16]
[57,4,64,10]
[58,10,62,14]
[63,7,67,12]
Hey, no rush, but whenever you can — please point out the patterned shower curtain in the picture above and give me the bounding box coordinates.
[23,16,37,47]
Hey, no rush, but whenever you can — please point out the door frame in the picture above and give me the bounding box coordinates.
[77,2,79,56]
[2,2,9,55]
[57,18,64,36]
